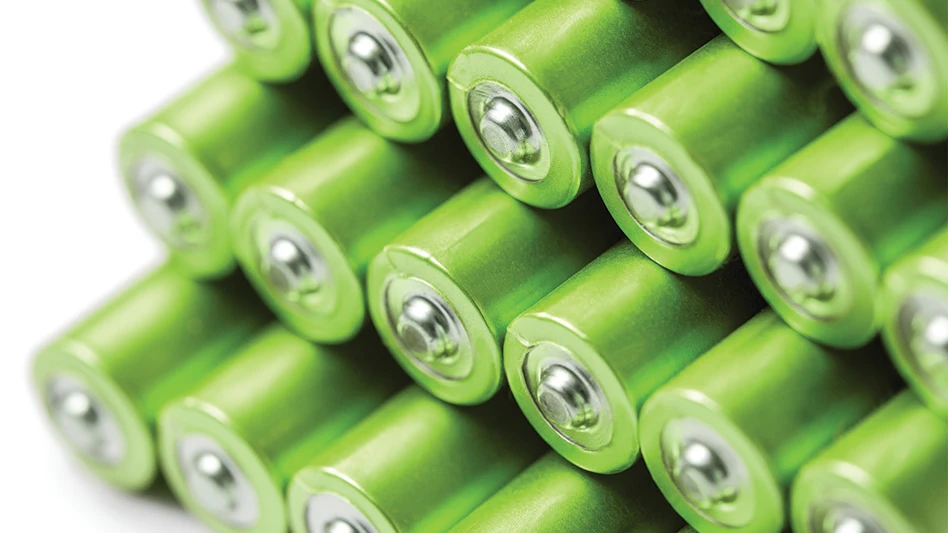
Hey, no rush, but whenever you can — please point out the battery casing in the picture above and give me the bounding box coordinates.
[287,386,544,533]
[505,242,761,474]
[32,264,269,491]
[592,35,851,275]
[448,0,716,208]
[792,391,947,533]
[699,0,819,64]
[119,65,345,278]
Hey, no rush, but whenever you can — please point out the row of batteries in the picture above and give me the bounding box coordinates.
[32,1,948,533]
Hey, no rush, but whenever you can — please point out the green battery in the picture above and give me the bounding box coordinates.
[31,264,270,491]
[736,113,947,348]
[505,242,761,474]
[366,179,617,405]
[200,0,317,82]
[158,325,405,533]
[231,118,477,344]
[881,229,948,419]
[448,0,717,209]
[791,391,948,533]
[450,454,683,533]
[313,0,531,142]
[592,35,851,276]
[119,65,345,278]
[639,311,898,533]
[817,0,948,142]
[698,0,819,64]
[286,386,544,533]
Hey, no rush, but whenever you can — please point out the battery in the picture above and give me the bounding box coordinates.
[158,325,405,533]
[119,65,346,278]
[447,0,716,209]
[698,0,819,64]
[791,391,947,533]
[592,35,851,276]
[200,0,317,82]
[881,229,948,419]
[638,311,898,533]
[817,0,948,142]
[313,0,531,142]
[287,386,544,533]
[31,265,270,491]
[449,454,683,532]
[505,242,761,474]
[736,113,947,348]
[231,118,477,344]
[366,178,617,405]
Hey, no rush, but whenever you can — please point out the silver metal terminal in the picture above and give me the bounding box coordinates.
[323,520,361,533]
[344,32,400,95]
[722,0,790,33]
[262,233,327,302]
[177,435,259,527]
[815,504,888,533]
[897,293,948,395]
[536,364,599,430]
[479,97,539,165]
[46,376,126,465]
[673,440,739,509]
[132,161,207,248]
[306,492,377,533]
[208,0,280,50]
[615,147,698,246]
[763,224,838,307]
[851,22,912,94]
[396,295,458,363]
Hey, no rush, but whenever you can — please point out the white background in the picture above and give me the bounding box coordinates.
[1,3,231,531]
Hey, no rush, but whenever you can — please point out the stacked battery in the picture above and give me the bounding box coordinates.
[32,1,947,532]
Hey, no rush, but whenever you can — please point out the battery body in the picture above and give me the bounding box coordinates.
[448,0,716,208]
[736,113,947,348]
[792,391,947,533]
[639,311,898,533]
[119,65,345,278]
[881,229,948,418]
[200,0,317,82]
[287,386,544,533]
[314,0,531,142]
[32,264,270,491]
[699,0,818,64]
[592,35,851,276]
[450,453,683,533]
[231,118,477,344]
[818,0,948,142]
[366,178,618,405]
[505,242,761,474]
[158,325,405,533]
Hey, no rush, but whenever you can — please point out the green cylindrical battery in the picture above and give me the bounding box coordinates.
[817,0,948,142]
[366,179,618,405]
[31,264,270,491]
[505,242,761,474]
[736,113,947,348]
[448,0,717,209]
[201,0,317,82]
[450,454,683,533]
[119,65,346,278]
[592,35,851,276]
[791,391,948,533]
[287,386,544,533]
[313,0,531,142]
[639,311,898,533]
[231,118,478,344]
[698,0,819,64]
[158,325,405,533]
[881,229,948,419]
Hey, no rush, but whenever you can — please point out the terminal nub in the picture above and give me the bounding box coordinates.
[55,390,104,455]
[479,97,537,165]
[211,0,270,38]
[191,451,241,515]
[823,508,886,533]
[851,21,913,94]
[536,364,598,430]
[672,439,739,509]
[323,519,361,533]
[623,163,687,230]
[915,309,948,360]
[345,32,399,95]
[140,172,202,242]
[767,230,835,304]
[265,237,322,298]
[396,296,457,363]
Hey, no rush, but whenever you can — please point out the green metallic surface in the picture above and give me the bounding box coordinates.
[450,453,683,533]
[159,325,405,533]
[31,264,270,491]
[119,65,345,278]
[699,0,819,64]
[881,229,948,419]
[231,118,477,344]
[505,242,761,474]
[202,0,316,81]
[287,386,544,533]
[314,0,530,142]
[792,391,948,533]
[639,311,898,533]
[818,0,948,142]
[448,0,717,208]
[737,113,947,348]
[366,179,618,405]
[592,35,851,276]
